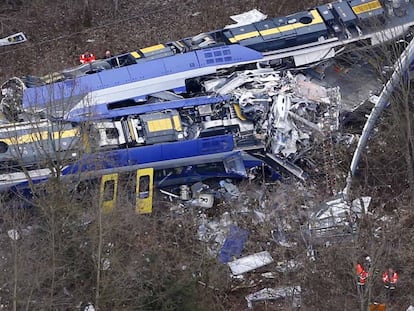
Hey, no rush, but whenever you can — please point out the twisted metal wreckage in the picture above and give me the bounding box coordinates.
[2,0,414,309]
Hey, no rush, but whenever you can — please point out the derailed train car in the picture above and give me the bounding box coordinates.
[0,94,271,197]
[2,0,413,123]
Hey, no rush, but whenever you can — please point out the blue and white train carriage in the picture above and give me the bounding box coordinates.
[1,0,412,123]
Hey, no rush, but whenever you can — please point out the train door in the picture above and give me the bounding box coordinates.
[99,168,154,214]
[135,168,154,214]
[99,173,119,213]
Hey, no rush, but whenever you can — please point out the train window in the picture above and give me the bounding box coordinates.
[195,163,225,173]
[0,142,8,153]
[105,128,119,139]
[299,16,312,24]
[136,168,153,214]
[103,180,115,201]
[138,175,150,199]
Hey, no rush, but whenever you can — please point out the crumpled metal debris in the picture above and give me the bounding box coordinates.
[219,179,240,197]
[245,286,301,309]
[308,195,371,240]
[205,68,341,179]
[197,212,236,256]
[275,259,302,273]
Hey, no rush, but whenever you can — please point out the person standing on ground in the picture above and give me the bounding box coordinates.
[382,267,399,302]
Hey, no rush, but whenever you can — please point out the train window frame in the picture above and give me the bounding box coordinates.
[0,142,8,153]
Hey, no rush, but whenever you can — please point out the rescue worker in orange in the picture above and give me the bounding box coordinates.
[382,267,398,302]
[382,267,399,289]
[357,262,368,287]
[79,51,96,64]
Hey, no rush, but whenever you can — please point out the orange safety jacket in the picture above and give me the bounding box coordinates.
[79,53,96,64]
[382,271,398,288]
[357,263,368,285]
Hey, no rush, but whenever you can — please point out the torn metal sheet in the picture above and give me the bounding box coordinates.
[228,250,274,275]
[245,286,301,309]
[308,195,371,240]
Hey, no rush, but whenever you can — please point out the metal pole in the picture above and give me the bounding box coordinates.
[343,38,414,198]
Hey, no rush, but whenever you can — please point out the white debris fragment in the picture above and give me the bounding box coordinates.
[7,229,20,241]
[245,286,301,309]
[225,9,267,29]
[228,251,274,275]
[275,259,302,273]
[102,258,111,271]
[83,303,95,311]
[219,180,240,197]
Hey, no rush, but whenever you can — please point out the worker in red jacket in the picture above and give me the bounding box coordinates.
[357,263,368,285]
[382,267,398,289]
[382,267,399,302]
[356,262,369,298]
[79,51,96,64]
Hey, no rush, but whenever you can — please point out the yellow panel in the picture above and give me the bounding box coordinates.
[278,24,295,33]
[41,72,64,84]
[147,118,173,132]
[127,120,137,142]
[310,9,324,25]
[81,132,91,153]
[233,104,246,121]
[130,51,141,58]
[172,115,182,131]
[1,131,48,145]
[277,10,324,34]
[233,31,260,42]
[229,37,237,43]
[136,168,154,214]
[140,44,165,54]
[1,128,78,145]
[51,129,79,140]
[352,0,382,14]
[260,27,280,37]
[100,173,119,213]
